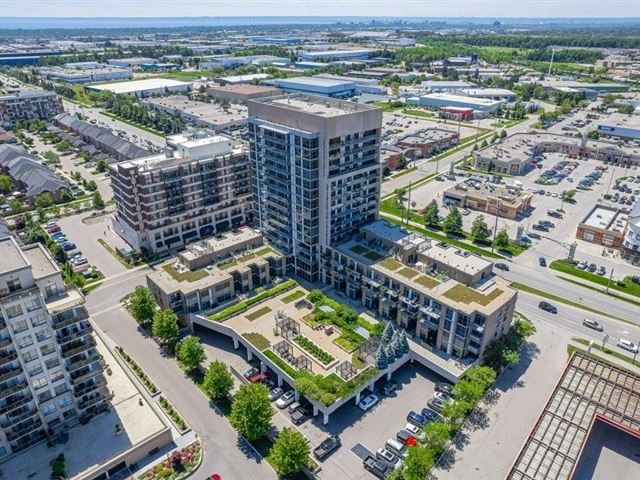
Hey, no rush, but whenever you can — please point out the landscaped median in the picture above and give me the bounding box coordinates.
[115,346,159,395]
[208,279,298,322]
[139,441,202,480]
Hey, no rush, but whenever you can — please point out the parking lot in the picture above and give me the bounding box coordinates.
[195,327,446,480]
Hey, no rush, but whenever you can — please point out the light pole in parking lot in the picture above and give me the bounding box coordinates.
[605,268,615,294]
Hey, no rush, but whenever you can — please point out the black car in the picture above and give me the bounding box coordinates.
[313,435,341,461]
[539,301,558,314]
[290,406,311,425]
[363,455,389,479]
[532,224,549,232]
[494,262,509,271]
[243,367,259,379]
[527,232,542,240]
[435,382,453,395]
[538,257,547,267]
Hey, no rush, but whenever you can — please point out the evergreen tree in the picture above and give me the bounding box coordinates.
[375,345,388,370]
[381,322,395,344]
[385,344,396,365]
[442,207,463,234]
[423,200,440,227]
[471,215,491,243]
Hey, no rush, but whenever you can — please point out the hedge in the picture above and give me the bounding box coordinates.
[208,279,297,322]
[294,335,335,365]
[159,396,187,431]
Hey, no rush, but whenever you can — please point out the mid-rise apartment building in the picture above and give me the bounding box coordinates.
[0,90,63,128]
[323,220,517,361]
[110,131,252,253]
[247,94,383,282]
[0,236,107,459]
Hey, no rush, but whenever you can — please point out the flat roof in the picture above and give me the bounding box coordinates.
[275,76,356,88]
[445,181,532,206]
[249,93,378,118]
[581,204,626,231]
[208,83,280,94]
[421,93,501,107]
[141,95,246,128]
[180,228,263,262]
[87,78,191,94]
[508,352,640,480]
[459,88,516,96]
[23,244,58,279]
[0,236,29,274]
[216,73,270,84]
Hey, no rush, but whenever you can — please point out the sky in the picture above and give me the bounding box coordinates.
[0,1,639,19]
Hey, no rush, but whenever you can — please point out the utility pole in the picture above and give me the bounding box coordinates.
[491,203,500,254]
[405,181,412,225]
[605,268,615,294]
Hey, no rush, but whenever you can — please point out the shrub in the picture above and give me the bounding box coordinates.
[294,335,335,365]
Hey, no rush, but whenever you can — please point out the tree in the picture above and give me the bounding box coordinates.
[9,199,22,214]
[175,335,205,371]
[269,427,310,477]
[422,421,452,454]
[35,192,53,209]
[464,365,497,391]
[229,383,273,441]
[441,207,463,235]
[423,200,440,227]
[43,150,59,164]
[25,224,46,244]
[86,180,98,192]
[470,215,491,243]
[14,215,26,231]
[375,344,388,370]
[151,309,179,345]
[394,187,407,210]
[452,378,485,406]
[96,159,109,173]
[202,361,234,401]
[0,174,11,194]
[499,129,507,139]
[129,286,157,324]
[495,228,510,249]
[307,289,324,304]
[51,243,68,264]
[92,191,105,209]
[60,190,73,203]
[403,446,435,480]
[562,189,576,203]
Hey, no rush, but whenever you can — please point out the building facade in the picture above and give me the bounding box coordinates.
[247,94,382,282]
[0,237,107,459]
[622,203,640,264]
[0,91,63,128]
[110,131,252,253]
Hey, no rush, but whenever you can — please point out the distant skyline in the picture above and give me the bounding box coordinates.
[1,1,639,19]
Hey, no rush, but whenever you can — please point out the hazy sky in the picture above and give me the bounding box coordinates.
[1,1,639,18]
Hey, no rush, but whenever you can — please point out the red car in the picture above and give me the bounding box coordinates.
[47,226,61,234]
[248,372,268,383]
[208,475,221,480]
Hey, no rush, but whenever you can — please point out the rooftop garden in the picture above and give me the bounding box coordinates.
[397,266,420,280]
[208,279,297,322]
[378,257,403,271]
[246,306,272,321]
[217,246,277,270]
[443,284,504,306]
[242,333,271,352]
[349,243,386,262]
[415,275,440,289]
[281,290,305,304]
[162,264,208,283]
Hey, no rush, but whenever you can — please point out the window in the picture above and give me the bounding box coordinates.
[25,296,41,312]
[22,350,39,364]
[58,396,72,408]
[42,403,56,416]
[28,365,44,377]
[54,384,68,396]
[32,377,48,390]
[17,335,34,348]
[40,344,56,356]
[6,305,23,320]
[49,370,65,383]
[7,279,21,293]
[30,313,46,327]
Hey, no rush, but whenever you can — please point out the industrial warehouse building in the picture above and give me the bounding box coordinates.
[271,76,358,98]
[415,93,501,116]
[85,78,192,97]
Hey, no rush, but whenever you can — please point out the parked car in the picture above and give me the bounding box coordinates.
[427,397,447,413]
[395,430,417,447]
[290,406,311,425]
[275,390,296,409]
[494,262,509,271]
[538,301,558,314]
[313,435,341,461]
[248,372,268,384]
[421,407,442,422]
[358,393,379,411]
[538,257,547,267]
[617,339,639,354]
[582,319,603,332]
[596,266,606,276]
[406,410,427,427]
[363,455,389,479]
[268,387,284,401]
[386,438,409,457]
[404,422,426,440]
[435,382,453,395]
[587,263,597,273]
[376,448,402,470]
[382,380,398,396]
[433,391,452,402]
[60,242,76,251]
[46,226,61,234]
[71,256,88,265]
[243,367,259,379]
[532,224,548,232]
[539,220,555,228]
[527,232,542,240]
[577,261,588,270]
[462,209,471,216]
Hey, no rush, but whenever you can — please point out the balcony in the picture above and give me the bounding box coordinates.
[61,338,96,359]
[0,337,12,348]
[2,407,39,429]
[6,419,42,441]
[74,375,107,397]
[0,365,23,383]
[0,351,17,366]
[70,366,101,385]
[0,382,28,398]
[420,306,441,320]
[45,288,85,316]
[78,391,108,411]
[53,309,89,330]
[0,393,33,414]
[57,324,93,345]
[66,352,100,373]
[467,343,480,355]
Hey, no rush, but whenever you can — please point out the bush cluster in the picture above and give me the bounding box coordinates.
[116,346,158,394]
[294,335,335,365]
[209,280,297,322]
[159,396,187,431]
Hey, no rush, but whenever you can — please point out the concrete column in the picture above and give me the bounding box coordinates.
[277,375,283,387]
[294,390,300,401]
[260,361,267,373]
[233,337,239,350]
[323,413,329,425]
[355,391,361,405]
[386,370,392,381]
[446,310,457,356]
[247,349,253,362]
[367,382,374,392]
[313,405,318,416]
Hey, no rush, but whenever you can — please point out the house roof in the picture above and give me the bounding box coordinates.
[0,144,69,198]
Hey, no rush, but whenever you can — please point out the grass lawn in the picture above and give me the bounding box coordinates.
[364,250,385,261]
[162,264,208,282]
[378,257,403,271]
[403,109,436,118]
[242,333,271,351]
[245,306,272,321]
[414,275,440,289]
[510,282,630,324]
[550,260,640,299]
[443,284,504,306]
[281,290,305,304]
[302,312,322,328]
[370,100,402,112]
[397,266,420,280]
[334,331,366,353]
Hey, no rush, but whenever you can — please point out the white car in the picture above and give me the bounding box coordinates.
[275,390,296,409]
[617,339,639,354]
[268,387,284,402]
[433,391,452,402]
[404,423,426,440]
[358,393,379,411]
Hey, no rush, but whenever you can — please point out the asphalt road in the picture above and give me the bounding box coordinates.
[84,269,277,480]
